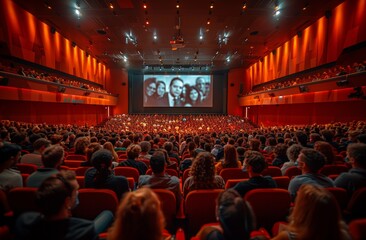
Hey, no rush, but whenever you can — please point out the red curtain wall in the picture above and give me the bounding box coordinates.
[0,0,107,85]
[247,0,366,86]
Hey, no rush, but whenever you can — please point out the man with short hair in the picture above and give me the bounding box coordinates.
[20,138,50,167]
[288,148,334,199]
[26,145,64,187]
[138,151,182,209]
[168,77,184,107]
[335,143,366,195]
[233,150,277,197]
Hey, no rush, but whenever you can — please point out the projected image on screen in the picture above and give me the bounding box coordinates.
[143,75,213,107]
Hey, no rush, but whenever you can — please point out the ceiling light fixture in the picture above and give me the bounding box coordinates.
[242,2,247,10]
[109,2,114,9]
[143,1,147,9]
[176,0,180,9]
[210,1,214,9]
[207,18,211,25]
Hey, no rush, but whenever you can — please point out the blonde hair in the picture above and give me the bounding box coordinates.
[108,188,165,240]
[288,184,344,240]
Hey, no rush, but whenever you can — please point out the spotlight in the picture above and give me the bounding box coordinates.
[299,85,309,93]
[336,79,349,87]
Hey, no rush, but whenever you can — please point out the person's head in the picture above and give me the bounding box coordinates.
[0,143,21,171]
[237,147,245,156]
[74,137,90,155]
[297,149,326,174]
[295,131,308,147]
[139,141,151,153]
[126,144,141,159]
[144,78,157,97]
[223,145,238,168]
[191,152,216,184]
[108,188,165,240]
[169,77,184,98]
[273,143,288,158]
[86,142,102,161]
[243,150,266,175]
[195,77,206,94]
[42,145,64,168]
[289,184,343,240]
[321,129,334,142]
[347,143,366,169]
[313,141,335,164]
[186,86,201,103]
[36,171,79,218]
[286,144,303,162]
[163,141,173,153]
[249,139,261,151]
[216,189,255,240]
[91,149,113,171]
[156,81,166,98]
[33,138,51,153]
[150,151,166,174]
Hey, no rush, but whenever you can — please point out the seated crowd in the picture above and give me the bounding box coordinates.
[0,116,366,239]
[248,60,366,94]
[0,59,109,94]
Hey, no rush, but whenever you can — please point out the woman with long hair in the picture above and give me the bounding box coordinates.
[108,188,166,240]
[184,86,202,107]
[215,145,242,174]
[272,184,350,240]
[183,152,225,197]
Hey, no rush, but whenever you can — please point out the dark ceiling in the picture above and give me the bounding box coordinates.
[13,0,344,71]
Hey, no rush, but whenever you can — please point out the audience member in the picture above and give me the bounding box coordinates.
[281,144,303,175]
[107,188,166,240]
[20,138,50,167]
[313,141,337,164]
[85,149,129,199]
[183,152,225,197]
[26,145,64,188]
[288,149,334,199]
[16,171,114,240]
[118,144,148,175]
[196,189,256,240]
[272,184,350,240]
[335,143,366,195]
[215,145,242,174]
[138,151,182,209]
[0,143,22,191]
[233,151,277,197]
[271,144,289,167]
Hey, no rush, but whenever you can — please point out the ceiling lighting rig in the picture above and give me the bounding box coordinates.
[170,1,185,50]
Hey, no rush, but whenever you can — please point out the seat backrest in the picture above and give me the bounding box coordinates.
[146,168,179,178]
[262,166,282,177]
[182,168,191,185]
[76,176,85,188]
[319,164,349,176]
[245,188,291,231]
[284,166,301,179]
[346,187,366,220]
[225,179,247,189]
[272,176,290,190]
[114,166,140,182]
[219,168,249,182]
[65,154,86,161]
[75,166,92,176]
[63,160,82,168]
[8,187,38,216]
[349,218,366,240]
[185,189,224,236]
[126,177,135,191]
[72,189,119,220]
[152,189,177,231]
[326,187,349,210]
[16,163,38,174]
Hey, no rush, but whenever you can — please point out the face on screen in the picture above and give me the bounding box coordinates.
[146,82,156,96]
[189,88,199,101]
[170,79,183,98]
[157,83,166,97]
[196,77,206,94]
